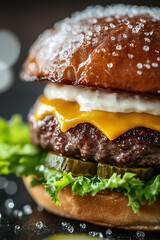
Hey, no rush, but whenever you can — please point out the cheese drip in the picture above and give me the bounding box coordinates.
[35,95,160,141]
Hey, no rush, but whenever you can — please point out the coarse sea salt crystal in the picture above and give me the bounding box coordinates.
[132,25,141,33]
[106,229,112,235]
[110,23,115,28]
[137,63,143,69]
[116,45,122,50]
[89,231,104,238]
[67,225,74,233]
[144,37,151,42]
[107,63,113,68]
[145,64,151,69]
[31,4,160,82]
[14,225,20,233]
[137,70,142,75]
[143,45,149,51]
[136,231,145,238]
[87,30,92,36]
[71,5,160,21]
[130,43,134,47]
[128,54,134,59]
[36,221,44,229]
[61,221,68,227]
[152,62,158,68]
[111,36,115,40]
[95,25,101,32]
[79,223,87,229]
[140,18,146,23]
[88,18,97,24]
[112,52,118,56]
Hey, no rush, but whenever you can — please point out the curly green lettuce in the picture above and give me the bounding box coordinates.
[0,115,160,214]
[0,115,46,176]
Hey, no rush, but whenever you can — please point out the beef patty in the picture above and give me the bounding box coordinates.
[28,104,160,168]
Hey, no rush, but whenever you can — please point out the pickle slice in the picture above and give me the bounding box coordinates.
[45,152,97,177]
[97,163,154,180]
[44,234,101,240]
[45,152,155,180]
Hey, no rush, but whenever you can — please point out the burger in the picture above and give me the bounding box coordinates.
[1,4,160,231]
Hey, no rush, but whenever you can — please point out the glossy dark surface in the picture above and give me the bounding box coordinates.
[0,1,160,239]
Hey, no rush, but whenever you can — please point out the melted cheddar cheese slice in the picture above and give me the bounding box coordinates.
[35,95,160,141]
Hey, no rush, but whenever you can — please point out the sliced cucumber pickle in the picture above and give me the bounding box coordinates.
[45,152,154,180]
[97,163,154,181]
[44,234,101,240]
[45,152,97,177]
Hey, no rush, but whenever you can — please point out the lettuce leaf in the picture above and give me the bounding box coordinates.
[0,115,47,176]
[0,115,160,214]
[42,168,160,214]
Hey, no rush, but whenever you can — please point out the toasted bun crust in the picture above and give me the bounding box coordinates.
[22,5,160,94]
[23,176,160,231]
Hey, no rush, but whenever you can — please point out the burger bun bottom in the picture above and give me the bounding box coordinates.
[23,176,160,231]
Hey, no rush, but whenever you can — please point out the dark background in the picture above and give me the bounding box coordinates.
[0,1,160,239]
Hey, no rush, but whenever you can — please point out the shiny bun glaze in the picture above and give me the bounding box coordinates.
[22,5,160,94]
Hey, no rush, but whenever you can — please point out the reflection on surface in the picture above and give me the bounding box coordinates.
[0,30,20,93]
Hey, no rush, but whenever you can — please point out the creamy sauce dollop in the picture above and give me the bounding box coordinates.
[44,83,160,115]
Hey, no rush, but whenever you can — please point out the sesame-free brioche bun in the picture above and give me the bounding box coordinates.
[22,5,160,232]
[23,176,160,231]
[22,5,160,94]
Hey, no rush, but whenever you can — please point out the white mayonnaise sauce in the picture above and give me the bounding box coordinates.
[44,83,160,115]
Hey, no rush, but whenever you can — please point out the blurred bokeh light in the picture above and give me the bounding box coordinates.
[0,30,20,93]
